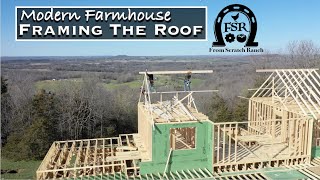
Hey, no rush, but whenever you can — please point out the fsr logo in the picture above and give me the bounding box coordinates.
[210,4,263,53]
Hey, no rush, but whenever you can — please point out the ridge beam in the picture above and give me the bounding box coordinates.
[139,70,213,75]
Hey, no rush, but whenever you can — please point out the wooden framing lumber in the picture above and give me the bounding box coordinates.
[213,70,320,173]
[139,70,213,75]
[37,135,143,180]
[213,118,312,168]
[163,148,173,174]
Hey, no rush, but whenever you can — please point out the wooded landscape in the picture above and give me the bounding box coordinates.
[1,40,319,178]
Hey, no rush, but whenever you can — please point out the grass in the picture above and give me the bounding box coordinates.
[100,76,205,90]
[34,76,205,92]
[35,78,83,92]
[34,78,140,91]
[190,78,204,87]
[1,158,41,179]
[100,80,141,90]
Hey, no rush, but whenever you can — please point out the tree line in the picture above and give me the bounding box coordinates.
[1,77,137,161]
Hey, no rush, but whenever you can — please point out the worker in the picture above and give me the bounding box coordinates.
[147,73,155,92]
[140,87,148,100]
[184,72,192,91]
[140,87,146,95]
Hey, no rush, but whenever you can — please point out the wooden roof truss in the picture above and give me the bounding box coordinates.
[252,69,320,119]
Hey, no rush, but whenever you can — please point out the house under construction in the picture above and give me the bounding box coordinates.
[37,69,320,180]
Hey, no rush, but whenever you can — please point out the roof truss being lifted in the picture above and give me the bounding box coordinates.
[138,70,213,75]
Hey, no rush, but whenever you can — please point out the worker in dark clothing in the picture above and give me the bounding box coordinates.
[184,72,192,91]
[147,73,155,92]
[140,87,148,100]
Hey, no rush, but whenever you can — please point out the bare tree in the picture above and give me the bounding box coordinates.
[285,40,320,68]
